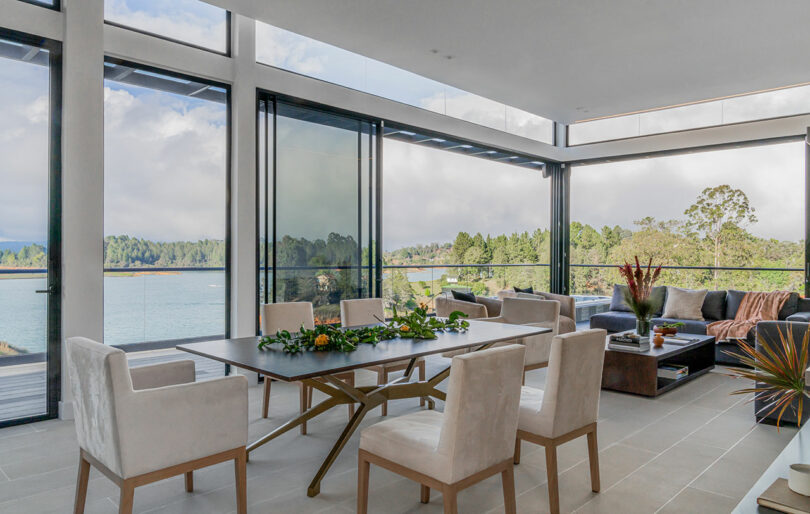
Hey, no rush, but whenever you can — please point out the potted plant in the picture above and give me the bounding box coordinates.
[617,257,662,337]
[654,322,684,336]
[725,327,810,428]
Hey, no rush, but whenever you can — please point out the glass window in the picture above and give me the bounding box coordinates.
[258,99,377,325]
[103,61,228,346]
[18,0,57,8]
[382,135,550,312]
[570,83,810,145]
[569,142,804,314]
[0,35,53,422]
[255,21,555,145]
[104,0,228,54]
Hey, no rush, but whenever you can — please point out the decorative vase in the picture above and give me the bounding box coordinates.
[653,333,665,348]
[635,317,651,337]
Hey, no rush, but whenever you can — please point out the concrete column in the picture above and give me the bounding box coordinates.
[230,15,258,382]
[60,0,105,419]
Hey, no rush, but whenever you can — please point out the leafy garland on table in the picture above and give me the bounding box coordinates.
[258,304,470,354]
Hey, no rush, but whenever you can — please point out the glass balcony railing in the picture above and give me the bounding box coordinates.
[382,263,551,315]
[570,264,804,297]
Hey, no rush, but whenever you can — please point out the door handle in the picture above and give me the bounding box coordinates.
[35,285,56,294]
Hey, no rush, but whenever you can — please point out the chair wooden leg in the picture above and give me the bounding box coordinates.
[347,374,356,417]
[420,484,430,504]
[419,361,426,407]
[262,378,271,418]
[587,427,601,493]
[378,370,388,416]
[118,481,135,514]
[442,486,458,514]
[184,471,193,492]
[545,444,560,514]
[73,454,90,514]
[358,453,370,514]
[502,465,517,514]
[299,382,308,435]
[513,437,521,465]
[234,450,247,514]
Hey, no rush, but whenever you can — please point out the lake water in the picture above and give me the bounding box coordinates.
[0,271,225,354]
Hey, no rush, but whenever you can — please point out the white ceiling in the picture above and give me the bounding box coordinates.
[209,0,810,124]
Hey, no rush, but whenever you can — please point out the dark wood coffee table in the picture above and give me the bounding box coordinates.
[601,332,716,397]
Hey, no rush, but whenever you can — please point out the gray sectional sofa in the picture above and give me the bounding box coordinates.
[589,285,810,365]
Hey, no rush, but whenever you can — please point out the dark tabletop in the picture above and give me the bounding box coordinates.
[605,332,715,359]
[177,319,550,382]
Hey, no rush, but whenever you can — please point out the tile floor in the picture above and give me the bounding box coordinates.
[0,356,796,513]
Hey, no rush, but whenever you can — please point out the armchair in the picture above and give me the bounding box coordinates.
[66,337,248,514]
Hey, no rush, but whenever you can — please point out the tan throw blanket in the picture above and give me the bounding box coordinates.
[707,291,792,341]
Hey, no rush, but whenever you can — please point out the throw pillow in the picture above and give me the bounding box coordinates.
[451,289,476,304]
[779,292,800,320]
[662,286,708,321]
[725,290,747,320]
[609,284,632,312]
[649,286,667,316]
[514,286,534,294]
[701,290,727,321]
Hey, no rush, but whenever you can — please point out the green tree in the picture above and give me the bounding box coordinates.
[684,185,757,288]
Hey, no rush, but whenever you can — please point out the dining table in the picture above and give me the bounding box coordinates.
[177,319,550,497]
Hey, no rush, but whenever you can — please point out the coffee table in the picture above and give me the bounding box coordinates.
[601,332,715,397]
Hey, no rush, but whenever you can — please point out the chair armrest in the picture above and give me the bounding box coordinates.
[476,296,502,317]
[129,360,196,391]
[787,312,810,323]
[117,375,248,478]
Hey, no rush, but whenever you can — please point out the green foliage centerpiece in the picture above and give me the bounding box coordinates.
[617,256,662,337]
[258,304,470,354]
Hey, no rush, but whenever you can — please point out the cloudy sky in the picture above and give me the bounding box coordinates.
[0,0,805,252]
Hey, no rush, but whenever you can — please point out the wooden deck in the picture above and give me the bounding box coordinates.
[0,350,226,423]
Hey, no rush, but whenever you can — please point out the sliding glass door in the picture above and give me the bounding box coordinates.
[258,96,378,326]
[0,31,61,426]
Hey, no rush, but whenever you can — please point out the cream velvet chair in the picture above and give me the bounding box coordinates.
[513,329,607,514]
[435,295,488,319]
[484,296,560,382]
[340,298,426,416]
[358,344,526,514]
[499,289,577,334]
[260,302,355,433]
[65,337,248,514]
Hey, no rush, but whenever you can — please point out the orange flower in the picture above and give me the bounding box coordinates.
[314,334,329,347]
[418,302,429,311]
[400,325,410,332]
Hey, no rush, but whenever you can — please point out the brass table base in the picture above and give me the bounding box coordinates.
[246,343,494,497]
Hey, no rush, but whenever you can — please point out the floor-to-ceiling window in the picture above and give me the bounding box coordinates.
[382,130,549,312]
[257,96,377,325]
[570,141,805,309]
[0,31,60,425]
[103,60,229,348]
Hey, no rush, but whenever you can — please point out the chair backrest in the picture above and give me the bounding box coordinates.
[519,291,575,320]
[65,336,134,476]
[438,344,526,483]
[340,298,385,327]
[261,302,315,334]
[435,296,488,319]
[501,297,560,331]
[534,329,606,438]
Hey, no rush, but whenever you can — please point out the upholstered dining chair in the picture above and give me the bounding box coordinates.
[483,296,560,383]
[513,329,607,514]
[358,344,526,514]
[340,298,426,416]
[65,337,248,514]
[435,295,488,319]
[261,302,355,434]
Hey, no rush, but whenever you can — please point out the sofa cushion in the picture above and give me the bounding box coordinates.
[450,289,476,303]
[651,317,711,335]
[701,290,727,321]
[787,312,810,323]
[662,287,707,321]
[514,286,534,294]
[609,285,632,312]
[725,290,747,320]
[589,311,637,333]
[778,292,800,320]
